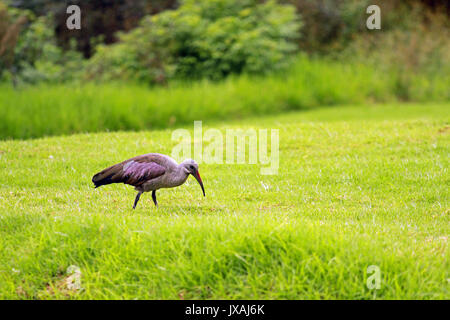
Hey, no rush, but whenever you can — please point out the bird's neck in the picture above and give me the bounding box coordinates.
[170,165,189,186]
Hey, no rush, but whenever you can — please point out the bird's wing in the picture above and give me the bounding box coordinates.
[92,156,166,188]
[121,159,166,186]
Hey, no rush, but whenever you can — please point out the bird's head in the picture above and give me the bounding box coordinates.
[181,159,205,196]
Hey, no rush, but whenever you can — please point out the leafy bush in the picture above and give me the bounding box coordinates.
[338,3,450,101]
[0,2,29,83]
[86,0,301,83]
[0,1,84,85]
[283,0,370,52]
[11,0,178,58]
[14,15,84,84]
[285,0,450,53]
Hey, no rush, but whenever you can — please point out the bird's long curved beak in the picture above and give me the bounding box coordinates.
[192,170,205,197]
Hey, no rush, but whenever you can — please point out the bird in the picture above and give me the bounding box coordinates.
[92,153,205,209]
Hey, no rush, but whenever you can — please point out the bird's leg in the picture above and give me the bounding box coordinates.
[133,191,142,209]
[152,190,158,207]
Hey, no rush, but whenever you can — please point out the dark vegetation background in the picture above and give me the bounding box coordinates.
[0,0,448,139]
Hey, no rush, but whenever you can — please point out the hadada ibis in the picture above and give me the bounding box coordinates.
[92,153,205,208]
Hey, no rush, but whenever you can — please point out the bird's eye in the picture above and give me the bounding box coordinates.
[190,165,194,170]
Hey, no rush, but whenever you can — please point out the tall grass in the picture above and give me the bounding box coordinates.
[0,55,448,140]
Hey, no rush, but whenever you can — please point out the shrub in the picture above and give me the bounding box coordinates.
[338,3,450,101]
[86,0,301,84]
[0,2,28,83]
[14,15,84,84]
[0,1,84,85]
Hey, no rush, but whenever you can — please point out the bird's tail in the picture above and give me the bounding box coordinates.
[92,163,124,188]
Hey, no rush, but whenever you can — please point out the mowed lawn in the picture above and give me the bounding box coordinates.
[0,103,448,299]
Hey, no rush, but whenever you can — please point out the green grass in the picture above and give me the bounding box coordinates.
[1,55,448,140]
[0,102,449,299]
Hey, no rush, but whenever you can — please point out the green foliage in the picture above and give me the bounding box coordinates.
[3,0,449,86]
[0,1,29,80]
[86,0,301,83]
[285,0,370,52]
[0,1,84,84]
[11,0,178,58]
[338,5,450,101]
[12,15,84,84]
[286,0,450,52]
[0,104,449,299]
